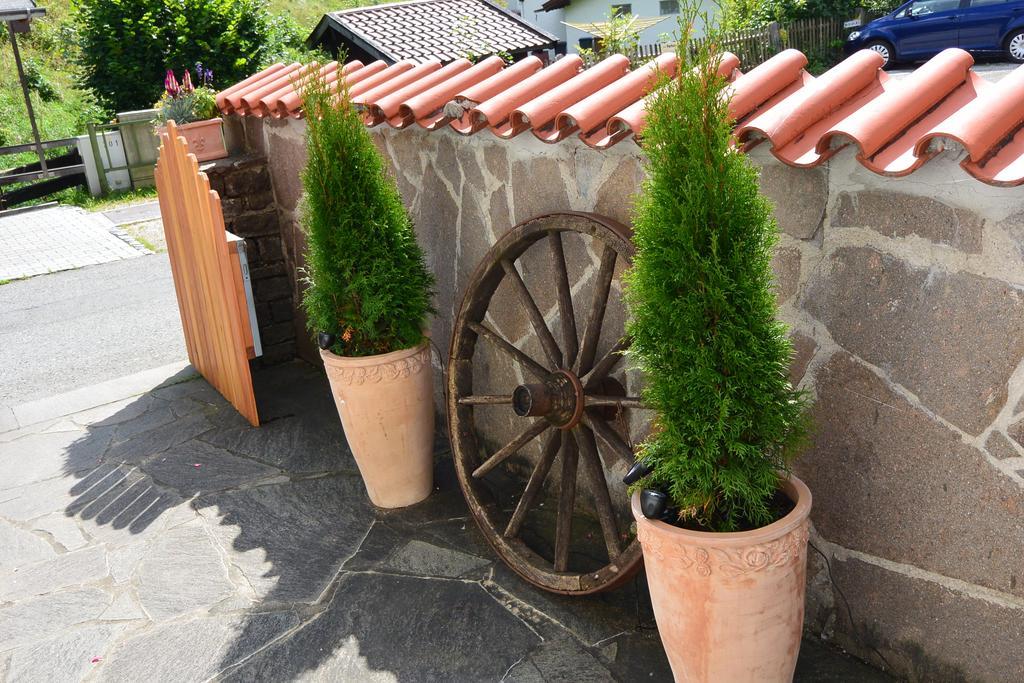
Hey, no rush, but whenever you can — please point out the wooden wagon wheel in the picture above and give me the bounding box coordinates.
[447,212,648,595]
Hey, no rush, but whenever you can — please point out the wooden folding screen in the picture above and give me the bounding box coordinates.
[154,121,259,426]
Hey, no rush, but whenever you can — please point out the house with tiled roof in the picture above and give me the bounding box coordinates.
[306,0,560,64]
[541,0,719,53]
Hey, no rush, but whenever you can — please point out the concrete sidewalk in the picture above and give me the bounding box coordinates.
[0,362,893,682]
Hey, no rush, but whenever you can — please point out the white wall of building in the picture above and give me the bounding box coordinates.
[506,0,567,46]
[560,0,719,56]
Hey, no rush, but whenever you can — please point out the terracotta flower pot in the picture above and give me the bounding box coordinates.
[632,475,812,682]
[321,343,434,508]
[158,118,227,162]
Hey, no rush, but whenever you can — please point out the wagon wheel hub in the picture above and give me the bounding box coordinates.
[511,370,585,429]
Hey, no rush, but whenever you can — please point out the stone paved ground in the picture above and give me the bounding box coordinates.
[0,361,892,682]
[0,206,149,281]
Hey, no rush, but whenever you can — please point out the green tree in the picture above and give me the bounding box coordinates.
[299,72,434,357]
[624,8,809,531]
[576,8,641,66]
[75,0,301,112]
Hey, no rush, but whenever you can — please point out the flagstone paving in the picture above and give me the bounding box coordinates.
[0,361,892,682]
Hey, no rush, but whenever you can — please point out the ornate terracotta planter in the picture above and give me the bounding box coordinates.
[632,475,812,682]
[159,118,227,162]
[320,343,434,508]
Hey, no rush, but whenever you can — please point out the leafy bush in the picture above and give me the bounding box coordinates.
[721,0,897,29]
[576,9,641,66]
[624,10,809,531]
[299,72,434,357]
[75,0,302,112]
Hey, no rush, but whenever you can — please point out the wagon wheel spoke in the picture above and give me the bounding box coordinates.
[504,430,561,539]
[584,395,643,408]
[574,245,617,376]
[468,321,548,379]
[549,231,578,368]
[458,395,513,405]
[574,425,621,560]
[582,414,635,466]
[554,435,579,572]
[582,337,630,386]
[500,258,562,369]
[472,418,550,479]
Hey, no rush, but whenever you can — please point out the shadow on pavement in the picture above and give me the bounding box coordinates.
[29,361,891,681]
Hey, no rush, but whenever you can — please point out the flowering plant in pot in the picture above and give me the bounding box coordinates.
[623,7,812,681]
[154,64,227,161]
[300,71,436,509]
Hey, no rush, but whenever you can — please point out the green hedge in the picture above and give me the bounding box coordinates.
[75,0,301,112]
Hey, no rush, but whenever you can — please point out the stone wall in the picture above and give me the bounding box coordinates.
[252,114,1024,682]
[200,152,296,366]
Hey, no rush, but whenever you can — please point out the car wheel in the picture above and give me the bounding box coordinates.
[1006,29,1024,63]
[864,40,894,67]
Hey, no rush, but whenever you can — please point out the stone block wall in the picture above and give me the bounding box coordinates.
[254,115,1024,681]
[200,153,296,366]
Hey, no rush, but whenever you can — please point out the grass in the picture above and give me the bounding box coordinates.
[267,0,408,34]
[12,186,158,211]
[0,0,104,168]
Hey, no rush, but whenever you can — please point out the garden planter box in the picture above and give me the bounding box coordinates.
[158,118,227,162]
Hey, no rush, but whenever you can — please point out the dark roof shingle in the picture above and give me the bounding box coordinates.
[312,0,558,64]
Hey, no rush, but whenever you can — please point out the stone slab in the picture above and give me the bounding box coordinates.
[5,623,126,683]
[0,588,112,651]
[99,611,298,682]
[141,439,280,495]
[757,163,827,240]
[797,352,1024,598]
[0,545,108,602]
[829,554,1024,681]
[382,539,490,579]
[0,518,56,572]
[228,572,540,681]
[135,521,237,620]
[833,190,984,253]
[195,474,374,604]
[804,247,1024,433]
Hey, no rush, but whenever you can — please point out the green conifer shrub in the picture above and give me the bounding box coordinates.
[624,14,809,532]
[299,72,434,357]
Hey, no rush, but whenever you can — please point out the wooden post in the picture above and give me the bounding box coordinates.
[6,20,47,177]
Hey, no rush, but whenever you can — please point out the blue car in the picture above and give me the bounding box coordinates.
[845,0,1024,67]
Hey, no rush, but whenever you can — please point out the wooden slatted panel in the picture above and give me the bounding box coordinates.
[155,121,260,426]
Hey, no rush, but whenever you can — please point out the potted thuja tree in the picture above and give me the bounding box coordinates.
[623,12,812,683]
[300,72,436,508]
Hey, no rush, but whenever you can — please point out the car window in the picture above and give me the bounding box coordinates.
[969,0,1007,6]
[904,0,961,15]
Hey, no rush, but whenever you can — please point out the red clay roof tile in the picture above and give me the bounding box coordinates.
[216,48,1024,186]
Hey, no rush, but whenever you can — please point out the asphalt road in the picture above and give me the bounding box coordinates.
[0,254,186,407]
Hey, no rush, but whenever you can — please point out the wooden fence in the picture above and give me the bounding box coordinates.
[632,15,850,70]
[155,121,260,427]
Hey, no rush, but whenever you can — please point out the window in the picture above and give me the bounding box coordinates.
[578,37,595,50]
[659,0,677,14]
[902,0,960,16]
[970,0,1008,6]
[611,3,632,16]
